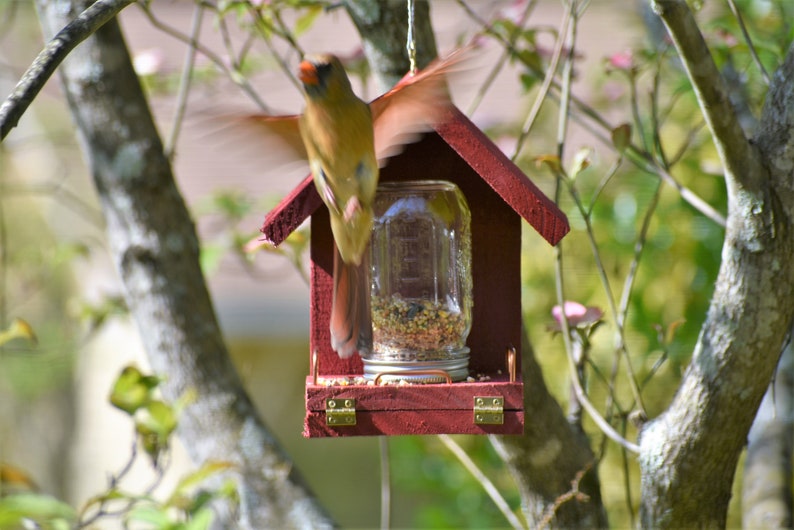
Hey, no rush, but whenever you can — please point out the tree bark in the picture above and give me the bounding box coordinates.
[34,1,333,527]
[639,2,794,527]
[742,340,794,528]
[489,335,608,528]
[345,0,438,92]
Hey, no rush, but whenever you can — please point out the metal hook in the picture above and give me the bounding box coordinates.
[311,349,319,385]
[507,346,517,383]
[406,0,417,75]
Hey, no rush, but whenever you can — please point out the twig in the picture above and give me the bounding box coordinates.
[136,2,271,112]
[537,462,593,530]
[455,0,538,116]
[726,0,769,85]
[551,0,642,453]
[512,8,570,161]
[438,435,526,530]
[652,0,764,191]
[165,1,205,159]
[0,0,136,141]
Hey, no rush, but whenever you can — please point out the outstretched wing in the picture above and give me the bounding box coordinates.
[369,47,472,163]
[241,113,307,161]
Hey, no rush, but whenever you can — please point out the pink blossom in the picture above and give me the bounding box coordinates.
[550,301,603,331]
[607,50,634,72]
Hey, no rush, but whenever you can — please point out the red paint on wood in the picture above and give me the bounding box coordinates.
[261,174,321,246]
[257,105,568,437]
[435,108,569,246]
[305,377,523,411]
[304,411,524,437]
[304,377,524,437]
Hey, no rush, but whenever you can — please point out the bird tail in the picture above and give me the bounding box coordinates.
[330,247,372,359]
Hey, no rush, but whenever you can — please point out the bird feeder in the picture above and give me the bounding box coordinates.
[261,106,569,437]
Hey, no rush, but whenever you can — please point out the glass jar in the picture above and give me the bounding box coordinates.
[364,180,472,382]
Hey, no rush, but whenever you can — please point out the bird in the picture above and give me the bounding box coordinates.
[247,49,467,358]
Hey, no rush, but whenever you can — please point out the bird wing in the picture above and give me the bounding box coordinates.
[369,47,471,163]
[242,113,308,161]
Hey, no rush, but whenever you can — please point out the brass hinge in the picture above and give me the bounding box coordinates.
[326,398,356,426]
[474,396,504,425]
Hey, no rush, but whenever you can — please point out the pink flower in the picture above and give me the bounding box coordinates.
[550,301,603,331]
[607,50,634,72]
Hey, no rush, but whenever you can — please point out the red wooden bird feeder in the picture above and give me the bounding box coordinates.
[261,106,569,437]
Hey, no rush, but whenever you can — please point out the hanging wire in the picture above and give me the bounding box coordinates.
[406,0,417,74]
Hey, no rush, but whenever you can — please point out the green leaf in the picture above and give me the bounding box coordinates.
[135,399,178,462]
[142,400,178,437]
[184,506,214,530]
[0,318,38,347]
[77,294,128,332]
[519,72,538,92]
[294,5,322,36]
[199,243,226,276]
[0,493,77,529]
[110,365,160,415]
[611,123,632,153]
[570,146,593,180]
[173,461,236,499]
[125,504,174,528]
[534,154,563,175]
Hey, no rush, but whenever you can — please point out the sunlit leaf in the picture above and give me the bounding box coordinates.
[173,461,236,499]
[0,493,76,529]
[125,504,173,527]
[665,318,687,345]
[534,154,563,175]
[0,318,38,347]
[570,147,593,180]
[110,365,160,415]
[141,400,178,438]
[294,5,322,36]
[184,506,214,530]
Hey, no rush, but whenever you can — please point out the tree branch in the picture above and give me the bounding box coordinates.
[742,339,794,528]
[639,13,794,528]
[344,0,438,92]
[33,1,333,527]
[0,0,134,141]
[650,0,765,191]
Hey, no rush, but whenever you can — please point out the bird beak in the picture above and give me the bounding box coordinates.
[298,60,319,85]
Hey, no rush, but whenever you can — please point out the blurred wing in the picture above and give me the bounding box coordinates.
[369,47,472,163]
[241,113,308,161]
[205,111,308,173]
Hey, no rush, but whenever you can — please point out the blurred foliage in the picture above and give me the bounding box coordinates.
[1,366,237,530]
[1,0,791,528]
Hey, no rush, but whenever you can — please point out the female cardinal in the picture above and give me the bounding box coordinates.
[251,50,465,358]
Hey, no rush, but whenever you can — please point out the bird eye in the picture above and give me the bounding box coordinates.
[314,62,333,78]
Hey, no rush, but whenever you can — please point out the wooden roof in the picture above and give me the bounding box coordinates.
[261,106,569,246]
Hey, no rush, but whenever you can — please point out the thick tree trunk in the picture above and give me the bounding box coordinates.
[489,335,608,528]
[742,340,794,528]
[34,1,333,527]
[345,0,439,91]
[639,2,794,527]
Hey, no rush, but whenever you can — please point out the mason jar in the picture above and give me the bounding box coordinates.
[364,180,472,383]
